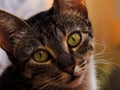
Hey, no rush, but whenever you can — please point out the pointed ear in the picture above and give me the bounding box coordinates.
[53,0,87,15]
[0,10,29,56]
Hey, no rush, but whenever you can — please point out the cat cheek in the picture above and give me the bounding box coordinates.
[74,65,83,77]
[23,69,32,79]
[83,50,92,61]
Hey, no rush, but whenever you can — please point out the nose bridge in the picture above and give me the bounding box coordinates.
[57,53,75,74]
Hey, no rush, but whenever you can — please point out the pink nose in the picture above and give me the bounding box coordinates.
[64,65,75,74]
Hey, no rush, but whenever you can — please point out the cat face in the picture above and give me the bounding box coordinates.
[23,12,93,90]
[0,0,95,90]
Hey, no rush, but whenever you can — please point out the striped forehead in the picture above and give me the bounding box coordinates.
[27,11,91,45]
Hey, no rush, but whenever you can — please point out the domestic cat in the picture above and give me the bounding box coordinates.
[0,0,96,90]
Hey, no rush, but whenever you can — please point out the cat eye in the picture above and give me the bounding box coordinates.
[67,32,81,47]
[33,49,50,62]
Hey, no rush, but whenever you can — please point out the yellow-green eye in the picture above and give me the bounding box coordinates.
[68,32,81,47]
[33,50,49,62]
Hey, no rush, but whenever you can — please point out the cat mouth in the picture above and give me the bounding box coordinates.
[66,70,86,87]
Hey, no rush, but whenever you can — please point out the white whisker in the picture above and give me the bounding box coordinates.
[95,59,120,67]
[96,66,111,75]
[82,80,90,88]
[93,41,107,56]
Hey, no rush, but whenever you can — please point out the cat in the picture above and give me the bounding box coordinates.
[0,0,96,90]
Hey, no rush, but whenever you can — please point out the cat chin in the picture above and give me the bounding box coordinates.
[53,70,87,90]
[66,70,86,88]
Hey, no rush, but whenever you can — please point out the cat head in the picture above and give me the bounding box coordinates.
[0,0,94,90]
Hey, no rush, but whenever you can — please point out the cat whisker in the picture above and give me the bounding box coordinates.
[31,83,46,90]
[78,65,86,71]
[80,62,87,68]
[96,66,112,75]
[53,77,64,83]
[94,51,119,58]
[95,59,120,67]
[96,71,110,87]
[33,75,59,84]
[78,59,85,65]
[94,57,114,61]
[94,59,113,65]
[52,85,58,90]
[93,41,107,56]
[32,74,62,89]
[39,83,50,90]
[82,80,91,88]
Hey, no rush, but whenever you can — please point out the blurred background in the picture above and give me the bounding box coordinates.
[0,0,120,90]
[87,0,120,90]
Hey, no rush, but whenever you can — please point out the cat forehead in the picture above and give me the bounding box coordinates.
[13,11,92,60]
[24,9,92,47]
[27,12,90,36]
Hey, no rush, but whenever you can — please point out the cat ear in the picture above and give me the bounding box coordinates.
[53,0,87,15]
[0,10,29,56]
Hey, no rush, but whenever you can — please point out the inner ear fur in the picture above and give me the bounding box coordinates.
[53,0,87,14]
[0,10,29,55]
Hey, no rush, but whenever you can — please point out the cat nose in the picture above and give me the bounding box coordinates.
[57,52,75,74]
[64,65,75,74]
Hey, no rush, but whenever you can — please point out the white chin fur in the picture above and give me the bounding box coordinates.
[0,47,11,76]
[88,56,97,90]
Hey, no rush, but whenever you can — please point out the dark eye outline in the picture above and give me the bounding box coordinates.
[32,49,50,63]
[67,31,82,48]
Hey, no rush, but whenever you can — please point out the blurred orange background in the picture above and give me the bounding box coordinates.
[87,0,120,56]
[87,0,120,90]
